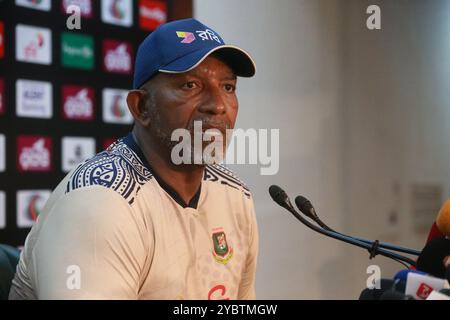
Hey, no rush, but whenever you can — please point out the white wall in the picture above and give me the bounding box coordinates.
[194,0,450,299]
[195,0,351,299]
[341,0,450,291]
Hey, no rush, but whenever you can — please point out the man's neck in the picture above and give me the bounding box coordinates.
[132,128,204,207]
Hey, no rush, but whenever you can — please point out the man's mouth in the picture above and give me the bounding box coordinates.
[188,119,229,136]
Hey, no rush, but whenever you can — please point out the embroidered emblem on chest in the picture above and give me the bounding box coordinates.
[211,227,233,265]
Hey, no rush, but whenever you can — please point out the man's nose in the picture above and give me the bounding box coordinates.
[198,86,226,115]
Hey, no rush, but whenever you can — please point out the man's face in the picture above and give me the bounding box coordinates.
[143,55,239,162]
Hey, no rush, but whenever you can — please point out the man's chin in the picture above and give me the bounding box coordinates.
[169,146,226,166]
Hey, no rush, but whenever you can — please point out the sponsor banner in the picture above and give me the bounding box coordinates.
[62,0,93,18]
[139,0,167,31]
[0,78,4,116]
[61,136,96,173]
[101,0,133,27]
[0,134,5,172]
[102,88,133,124]
[0,134,6,172]
[17,135,53,172]
[16,79,53,119]
[16,24,52,65]
[16,190,51,228]
[103,39,133,75]
[62,85,95,120]
[15,0,51,11]
[103,138,118,150]
[0,21,4,59]
[61,32,94,70]
[0,191,5,229]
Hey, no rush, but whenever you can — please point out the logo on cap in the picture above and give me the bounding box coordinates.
[196,29,222,44]
[176,31,195,44]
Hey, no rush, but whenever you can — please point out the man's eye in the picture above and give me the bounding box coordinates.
[224,84,236,93]
[182,81,198,90]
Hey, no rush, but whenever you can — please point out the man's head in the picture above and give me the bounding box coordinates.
[127,18,256,165]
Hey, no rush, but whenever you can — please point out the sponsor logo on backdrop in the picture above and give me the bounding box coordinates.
[102,88,133,124]
[0,21,4,59]
[16,24,52,65]
[62,85,95,120]
[15,0,51,11]
[0,191,5,229]
[61,32,94,70]
[16,79,53,119]
[103,138,118,150]
[62,0,93,18]
[0,134,5,172]
[0,78,4,116]
[103,40,133,74]
[139,0,167,31]
[17,190,51,228]
[101,0,133,27]
[62,137,96,172]
[17,136,52,172]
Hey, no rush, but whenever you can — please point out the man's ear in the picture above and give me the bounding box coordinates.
[127,90,151,127]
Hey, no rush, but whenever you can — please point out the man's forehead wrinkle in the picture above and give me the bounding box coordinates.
[185,64,235,80]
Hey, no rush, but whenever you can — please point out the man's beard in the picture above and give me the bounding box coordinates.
[149,111,231,166]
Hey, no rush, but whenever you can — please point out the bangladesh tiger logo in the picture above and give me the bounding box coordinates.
[212,228,233,265]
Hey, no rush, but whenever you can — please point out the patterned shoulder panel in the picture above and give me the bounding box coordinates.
[204,164,252,199]
[66,138,153,205]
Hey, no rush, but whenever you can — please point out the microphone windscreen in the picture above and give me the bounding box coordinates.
[394,269,426,282]
[268,185,285,205]
[436,199,450,237]
[417,238,450,278]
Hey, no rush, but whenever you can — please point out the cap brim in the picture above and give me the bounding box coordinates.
[158,45,256,77]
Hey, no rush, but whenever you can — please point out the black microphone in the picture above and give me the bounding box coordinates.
[416,238,450,278]
[358,279,405,300]
[269,185,417,267]
[295,195,334,230]
[294,195,421,256]
[446,265,450,283]
[379,290,415,300]
[439,288,450,297]
[268,185,294,211]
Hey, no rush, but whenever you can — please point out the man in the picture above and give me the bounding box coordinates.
[9,18,258,300]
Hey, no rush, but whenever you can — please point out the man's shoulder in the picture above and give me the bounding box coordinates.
[204,164,252,199]
[65,138,154,205]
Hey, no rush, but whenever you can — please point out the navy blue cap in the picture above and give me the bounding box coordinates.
[133,18,256,89]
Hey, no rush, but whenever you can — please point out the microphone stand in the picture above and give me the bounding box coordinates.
[294,196,421,256]
[269,185,417,267]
